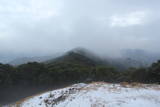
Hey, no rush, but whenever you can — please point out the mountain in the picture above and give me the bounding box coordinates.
[107,57,146,70]
[121,49,160,66]
[104,49,160,70]
[4,48,155,69]
[46,48,150,70]
[8,53,63,66]
[46,48,107,66]
[11,82,160,107]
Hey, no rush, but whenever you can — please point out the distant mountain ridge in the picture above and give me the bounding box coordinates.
[8,53,63,66]
[121,49,160,66]
[7,48,160,69]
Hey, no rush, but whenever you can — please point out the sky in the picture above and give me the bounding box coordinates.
[0,0,160,62]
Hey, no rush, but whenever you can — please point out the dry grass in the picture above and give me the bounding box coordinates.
[120,82,130,88]
[82,82,107,91]
[120,82,148,88]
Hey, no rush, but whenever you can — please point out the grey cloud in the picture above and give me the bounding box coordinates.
[0,0,160,62]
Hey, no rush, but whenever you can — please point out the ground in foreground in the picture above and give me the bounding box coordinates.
[11,82,160,107]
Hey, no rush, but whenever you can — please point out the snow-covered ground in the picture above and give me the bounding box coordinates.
[11,82,160,107]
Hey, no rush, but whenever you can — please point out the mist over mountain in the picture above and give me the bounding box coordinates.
[44,48,157,70]
[0,0,160,63]
[47,47,107,64]
[3,47,160,69]
[121,49,160,66]
[9,56,55,66]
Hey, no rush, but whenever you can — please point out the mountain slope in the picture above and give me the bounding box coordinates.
[47,52,95,66]
[46,48,107,68]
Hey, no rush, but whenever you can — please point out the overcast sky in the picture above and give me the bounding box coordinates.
[0,0,160,62]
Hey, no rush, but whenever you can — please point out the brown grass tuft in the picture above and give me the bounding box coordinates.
[120,82,130,87]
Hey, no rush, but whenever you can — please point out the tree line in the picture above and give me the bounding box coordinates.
[0,60,160,88]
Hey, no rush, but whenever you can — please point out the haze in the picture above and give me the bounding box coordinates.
[0,0,160,63]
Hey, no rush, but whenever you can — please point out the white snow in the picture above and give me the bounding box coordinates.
[11,82,160,107]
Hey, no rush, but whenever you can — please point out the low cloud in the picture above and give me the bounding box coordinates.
[0,0,160,61]
[110,11,148,27]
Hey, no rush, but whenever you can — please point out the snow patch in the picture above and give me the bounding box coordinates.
[11,82,160,107]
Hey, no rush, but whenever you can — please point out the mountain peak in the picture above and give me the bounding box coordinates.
[68,47,92,55]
